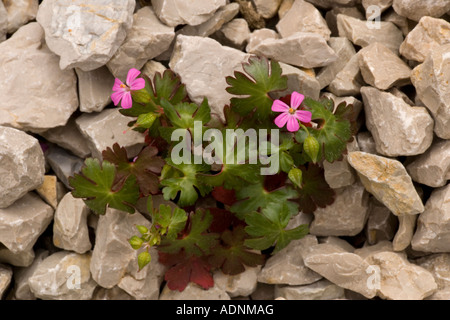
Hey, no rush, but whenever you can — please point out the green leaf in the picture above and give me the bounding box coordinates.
[244,203,309,253]
[138,251,152,270]
[153,204,188,240]
[288,168,302,188]
[295,97,352,163]
[158,209,219,256]
[226,56,287,119]
[69,158,140,215]
[136,112,159,129]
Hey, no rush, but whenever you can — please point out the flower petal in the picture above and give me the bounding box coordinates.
[121,92,133,109]
[290,92,305,110]
[113,78,125,92]
[295,110,312,123]
[271,99,290,112]
[274,112,290,128]
[111,90,125,106]
[130,77,145,91]
[126,68,141,86]
[286,116,300,132]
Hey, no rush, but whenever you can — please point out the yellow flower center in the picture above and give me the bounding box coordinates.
[288,108,295,114]
[120,84,127,89]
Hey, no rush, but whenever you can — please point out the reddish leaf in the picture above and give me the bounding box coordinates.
[211,186,237,206]
[263,171,287,192]
[208,207,245,233]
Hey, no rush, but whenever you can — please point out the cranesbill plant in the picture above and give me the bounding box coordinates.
[69,56,357,292]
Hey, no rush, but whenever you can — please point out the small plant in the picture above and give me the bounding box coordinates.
[69,56,357,292]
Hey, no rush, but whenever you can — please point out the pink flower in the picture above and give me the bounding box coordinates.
[111,68,145,109]
[272,92,312,132]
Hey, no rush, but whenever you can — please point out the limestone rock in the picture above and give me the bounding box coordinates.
[328,53,364,96]
[400,17,450,63]
[211,18,250,50]
[358,43,411,90]
[365,199,398,245]
[258,235,322,286]
[0,193,53,254]
[411,185,450,253]
[53,193,91,254]
[303,243,377,298]
[0,126,46,208]
[325,6,364,37]
[354,240,395,259]
[13,250,49,300]
[250,283,275,300]
[76,67,115,113]
[45,145,85,189]
[151,0,226,27]
[246,28,280,53]
[0,1,7,42]
[393,214,417,251]
[415,254,450,300]
[0,247,35,268]
[159,282,231,300]
[366,251,437,300]
[4,0,39,34]
[304,0,357,8]
[411,44,450,139]
[273,63,320,101]
[0,264,12,299]
[347,151,424,216]
[275,279,345,300]
[169,35,250,122]
[36,0,135,71]
[107,6,175,80]
[276,0,331,40]
[361,86,433,156]
[337,14,404,54]
[90,208,151,289]
[214,267,260,297]
[76,108,146,160]
[28,251,97,300]
[92,286,135,300]
[140,60,167,80]
[0,23,78,132]
[383,8,411,36]
[254,0,282,19]
[310,182,370,236]
[318,236,355,252]
[362,0,393,19]
[36,175,67,209]
[392,0,450,22]
[249,32,338,69]
[40,117,92,159]
[324,137,359,189]
[356,131,378,155]
[406,139,450,188]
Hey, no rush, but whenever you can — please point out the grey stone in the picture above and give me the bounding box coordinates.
[13,250,49,300]
[76,67,115,113]
[0,246,35,268]
[254,0,283,19]
[211,18,251,50]
[328,53,364,96]
[415,254,450,300]
[304,0,357,8]
[347,151,424,216]
[36,175,67,210]
[278,0,294,19]
[406,139,450,188]
[76,108,146,160]
[140,60,167,80]
[325,6,364,37]
[214,266,260,298]
[362,0,393,19]
[383,8,412,36]
[356,131,378,155]
[0,23,78,133]
[4,0,39,34]
[358,43,411,90]
[246,28,280,53]
[361,86,433,157]
[337,14,404,54]
[159,282,231,300]
[28,251,97,300]
[400,16,450,62]
[310,182,370,236]
[36,0,135,71]
[411,184,450,253]
[393,214,417,251]
[411,44,450,139]
[249,32,338,69]
[0,126,46,208]
[0,193,53,254]
[169,35,250,122]
[392,0,450,22]
[273,63,320,101]
[250,283,275,300]
[151,0,226,27]
[45,145,85,189]
[53,193,91,254]
[318,236,355,252]
[107,6,175,80]
[0,264,12,299]
[354,240,395,259]
[0,1,7,42]
[276,0,331,40]
[365,198,398,245]
[92,286,135,300]
[258,235,322,286]
[275,279,345,300]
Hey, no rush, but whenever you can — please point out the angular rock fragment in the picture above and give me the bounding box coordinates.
[365,198,398,245]
[140,60,167,80]
[325,6,364,37]
[411,44,450,139]
[28,251,97,300]
[151,0,226,27]
[362,0,393,19]
[304,0,357,8]
[160,282,231,300]
[76,108,146,160]
[310,182,370,236]
[214,267,260,297]
[406,139,450,188]
[246,28,280,53]
[273,63,320,100]
[13,250,49,300]
[249,32,338,69]
[211,18,251,50]
[0,247,35,268]
[358,43,411,90]
[36,175,67,209]
[361,86,433,156]
[4,0,39,34]
[53,193,91,254]
[393,214,417,251]
[258,236,322,286]
[392,0,450,22]
[0,23,78,132]
[347,151,424,216]
[250,283,275,300]
[319,236,355,252]
[411,185,450,253]
[328,53,364,96]
[353,240,395,259]
[0,264,12,299]
[254,0,283,19]
[0,126,45,208]
[92,286,135,300]
[383,8,411,36]
[45,145,85,189]
[107,6,175,80]
[415,254,450,300]
[75,67,115,113]
[324,138,359,189]
[276,0,331,40]
[0,2,7,42]
[337,14,404,54]
[356,131,378,155]
[0,193,53,254]
[400,17,450,63]
[170,35,250,122]
[275,279,345,300]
